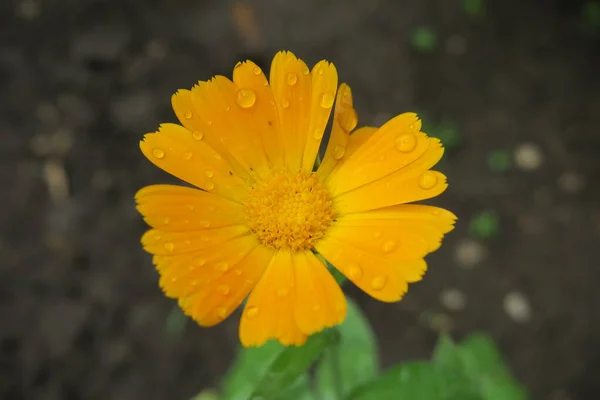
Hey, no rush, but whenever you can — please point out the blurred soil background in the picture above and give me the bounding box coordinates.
[2,0,600,399]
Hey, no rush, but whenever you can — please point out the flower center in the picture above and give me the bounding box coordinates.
[245,171,334,251]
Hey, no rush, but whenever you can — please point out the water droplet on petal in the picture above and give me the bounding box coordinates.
[192,131,204,140]
[318,68,324,75]
[320,92,335,108]
[190,279,198,287]
[217,306,227,318]
[184,110,193,119]
[152,148,165,159]
[419,171,438,189]
[281,98,290,108]
[164,242,174,252]
[395,133,417,152]
[183,151,192,160]
[236,89,256,108]
[234,269,242,276]
[313,128,324,139]
[205,181,215,191]
[338,108,358,131]
[163,217,170,225]
[205,170,214,178]
[193,257,205,266]
[302,66,310,75]
[201,220,211,228]
[348,264,363,280]
[218,285,230,295]
[286,73,298,86]
[207,120,213,126]
[371,275,387,290]
[332,145,346,160]
[382,240,397,253]
[246,306,259,319]
[253,66,262,75]
[216,262,229,272]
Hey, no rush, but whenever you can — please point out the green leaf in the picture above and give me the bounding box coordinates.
[469,211,500,239]
[348,361,478,400]
[411,26,437,53]
[432,334,463,371]
[487,150,512,173]
[165,305,188,340]
[249,330,337,399]
[316,298,378,398]
[221,340,284,400]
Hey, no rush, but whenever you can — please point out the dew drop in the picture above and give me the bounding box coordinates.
[281,98,290,108]
[246,306,259,319]
[318,68,324,75]
[234,269,242,276]
[162,217,170,225]
[419,171,438,190]
[216,306,227,318]
[192,131,204,141]
[320,92,335,108]
[253,66,262,75]
[217,285,230,295]
[164,242,174,252]
[205,181,215,191]
[286,73,298,86]
[152,148,165,159]
[338,108,358,132]
[348,264,363,280]
[205,170,214,178]
[191,279,198,287]
[332,145,346,160]
[207,119,213,126]
[395,133,417,152]
[313,128,324,140]
[236,88,256,108]
[302,66,310,75]
[371,275,387,290]
[201,220,211,228]
[182,151,192,160]
[184,110,193,119]
[193,257,205,266]
[382,240,397,253]
[216,262,229,272]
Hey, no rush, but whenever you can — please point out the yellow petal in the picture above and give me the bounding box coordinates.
[139,123,249,203]
[232,60,286,171]
[156,234,259,298]
[269,51,312,171]
[331,138,447,213]
[141,225,249,256]
[318,84,357,179]
[189,76,272,180]
[135,184,247,231]
[325,113,427,196]
[177,244,274,326]
[301,61,338,172]
[345,126,377,159]
[293,251,347,334]
[316,236,427,302]
[239,250,307,347]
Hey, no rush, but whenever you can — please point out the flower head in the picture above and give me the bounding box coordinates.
[136,51,456,347]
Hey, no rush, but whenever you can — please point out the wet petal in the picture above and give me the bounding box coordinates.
[345,126,377,159]
[177,244,275,326]
[270,51,312,172]
[135,184,246,231]
[139,123,249,202]
[293,251,347,334]
[318,84,357,179]
[239,250,307,347]
[301,61,338,172]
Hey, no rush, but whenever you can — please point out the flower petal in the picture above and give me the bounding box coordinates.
[139,123,249,203]
[232,60,286,171]
[269,51,312,172]
[345,126,377,159]
[331,138,447,213]
[318,84,357,179]
[177,244,275,327]
[316,236,425,302]
[155,234,259,298]
[301,61,338,172]
[293,251,347,335]
[189,76,272,180]
[325,113,428,196]
[141,225,249,256]
[135,184,247,231]
[239,250,307,347]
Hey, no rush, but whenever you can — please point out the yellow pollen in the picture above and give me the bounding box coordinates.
[245,172,334,251]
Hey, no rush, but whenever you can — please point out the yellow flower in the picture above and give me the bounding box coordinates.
[136,51,456,347]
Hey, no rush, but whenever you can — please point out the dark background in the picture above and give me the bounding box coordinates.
[2,0,600,399]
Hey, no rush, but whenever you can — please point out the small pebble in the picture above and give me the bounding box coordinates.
[557,172,585,194]
[440,288,467,311]
[454,238,487,268]
[503,291,532,323]
[514,143,543,170]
